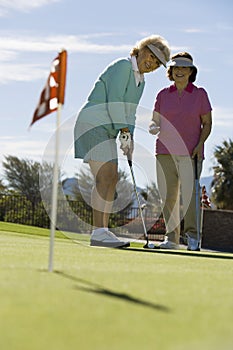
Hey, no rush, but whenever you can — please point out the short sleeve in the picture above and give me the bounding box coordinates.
[199,88,212,115]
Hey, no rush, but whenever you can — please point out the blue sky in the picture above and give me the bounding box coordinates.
[0,0,232,188]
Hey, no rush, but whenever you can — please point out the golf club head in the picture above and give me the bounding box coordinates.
[143,242,155,249]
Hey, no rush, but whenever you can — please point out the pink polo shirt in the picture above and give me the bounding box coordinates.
[154,83,212,157]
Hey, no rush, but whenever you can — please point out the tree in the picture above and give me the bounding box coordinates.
[2,156,56,208]
[1,156,60,226]
[143,181,162,214]
[211,139,233,209]
[3,156,41,204]
[0,179,7,194]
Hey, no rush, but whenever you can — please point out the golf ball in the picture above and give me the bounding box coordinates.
[148,243,155,249]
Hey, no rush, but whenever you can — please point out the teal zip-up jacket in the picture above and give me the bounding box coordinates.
[74,58,145,137]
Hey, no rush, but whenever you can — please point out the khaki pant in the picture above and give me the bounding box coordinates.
[156,155,202,244]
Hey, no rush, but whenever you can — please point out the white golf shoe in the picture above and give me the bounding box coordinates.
[187,235,200,251]
[90,229,130,248]
[157,236,179,250]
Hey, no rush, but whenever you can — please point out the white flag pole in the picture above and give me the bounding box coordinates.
[48,102,62,272]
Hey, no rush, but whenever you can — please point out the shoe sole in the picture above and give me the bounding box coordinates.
[156,244,179,250]
[90,240,130,248]
[156,247,179,250]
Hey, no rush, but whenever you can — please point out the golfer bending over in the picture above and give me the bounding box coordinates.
[149,52,212,251]
[74,35,170,248]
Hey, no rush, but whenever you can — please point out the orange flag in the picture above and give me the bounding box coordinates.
[30,49,67,126]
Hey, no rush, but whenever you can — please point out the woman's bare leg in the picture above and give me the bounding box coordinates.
[89,160,118,228]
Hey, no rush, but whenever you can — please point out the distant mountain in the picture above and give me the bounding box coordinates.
[62,177,146,209]
[63,176,214,201]
[62,177,79,198]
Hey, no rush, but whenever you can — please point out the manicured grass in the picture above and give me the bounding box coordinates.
[0,221,65,239]
[0,222,233,350]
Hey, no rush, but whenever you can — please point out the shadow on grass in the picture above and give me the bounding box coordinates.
[54,270,170,313]
[124,247,233,260]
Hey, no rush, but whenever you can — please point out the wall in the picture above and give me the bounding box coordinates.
[202,209,233,253]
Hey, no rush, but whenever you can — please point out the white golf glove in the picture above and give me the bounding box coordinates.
[119,131,132,156]
[149,121,160,135]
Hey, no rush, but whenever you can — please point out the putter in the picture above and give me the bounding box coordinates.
[200,186,205,248]
[194,155,201,250]
[127,158,154,249]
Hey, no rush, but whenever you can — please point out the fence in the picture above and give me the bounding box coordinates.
[0,195,165,240]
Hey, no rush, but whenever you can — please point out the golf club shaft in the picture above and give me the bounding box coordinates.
[194,155,201,245]
[127,159,149,243]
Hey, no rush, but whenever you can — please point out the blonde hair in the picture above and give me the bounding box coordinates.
[130,35,170,62]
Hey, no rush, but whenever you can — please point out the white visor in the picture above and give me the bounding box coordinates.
[147,44,167,67]
[168,57,195,68]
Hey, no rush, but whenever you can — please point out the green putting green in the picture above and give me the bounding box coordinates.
[0,222,232,350]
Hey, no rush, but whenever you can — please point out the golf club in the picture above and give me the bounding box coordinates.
[127,158,154,249]
[200,186,205,248]
[194,155,201,251]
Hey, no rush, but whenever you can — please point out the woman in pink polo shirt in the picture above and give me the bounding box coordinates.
[149,52,212,250]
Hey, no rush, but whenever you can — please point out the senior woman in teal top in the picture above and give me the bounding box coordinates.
[74,35,170,248]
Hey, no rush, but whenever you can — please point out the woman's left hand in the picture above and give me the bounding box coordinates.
[119,132,133,156]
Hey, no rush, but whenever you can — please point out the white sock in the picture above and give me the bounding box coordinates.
[92,227,105,235]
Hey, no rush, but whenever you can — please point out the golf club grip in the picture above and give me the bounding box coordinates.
[194,155,198,180]
[127,159,132,167]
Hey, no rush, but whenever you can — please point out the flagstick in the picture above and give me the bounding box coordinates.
[48,103,62,272]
